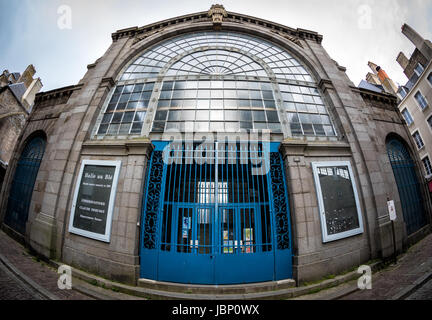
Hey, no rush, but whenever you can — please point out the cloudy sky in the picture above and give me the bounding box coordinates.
[1,0,431,91]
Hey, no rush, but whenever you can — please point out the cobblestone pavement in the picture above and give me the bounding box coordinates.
[0,230,92,300]
[1,226,431,300]
[406,278,432,300]
[341,233,432,300]
[0,260,39,300]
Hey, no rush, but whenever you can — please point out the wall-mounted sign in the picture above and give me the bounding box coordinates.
[182,217,190,238]
[387,200,396,221]
[311,161,364,243]
[68,160,121,242]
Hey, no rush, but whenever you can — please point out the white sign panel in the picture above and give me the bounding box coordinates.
[68,160,121,242]
[387,200,396,221]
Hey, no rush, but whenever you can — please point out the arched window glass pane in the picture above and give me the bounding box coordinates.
[95,31,337,137]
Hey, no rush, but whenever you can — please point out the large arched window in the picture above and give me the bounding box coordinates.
[95,31,336,138]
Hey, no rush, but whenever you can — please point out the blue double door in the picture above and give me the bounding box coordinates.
[140,142,292,285]
[158,202,274,284]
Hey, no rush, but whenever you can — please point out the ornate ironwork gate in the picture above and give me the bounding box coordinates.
[5,135,46,234]
[387,138,426,235]
[140,141,292,284]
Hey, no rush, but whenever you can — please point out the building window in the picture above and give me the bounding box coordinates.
[412,131,425,149]
[398,86,408,99]
[97,83,153,135]
[401,108,414,125]
[414,91,428,110]
[422,156,432,176]
[427,115,432,130]
[414,63,425,77]
[311,161,364,243]
[95,31,337,138]
[428,72,432,86]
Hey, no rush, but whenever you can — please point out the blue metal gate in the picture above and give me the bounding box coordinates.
[387,138,426,234]
[5,136,46,234]
[140,141,292,284]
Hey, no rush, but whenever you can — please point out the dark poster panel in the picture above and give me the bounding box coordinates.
[72,164,116,236]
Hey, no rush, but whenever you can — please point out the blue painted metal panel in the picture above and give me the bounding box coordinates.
[139,145,168,279]
[140,141,293,284]
[268,151,293,280]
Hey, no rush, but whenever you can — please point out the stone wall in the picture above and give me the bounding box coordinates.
[0,88,26,167]
[61,141,152,284]
[403,49,429,79]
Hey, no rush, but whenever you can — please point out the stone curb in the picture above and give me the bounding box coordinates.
[137,278,296,295]
[72,280,118,300]
[392,270,432,300]
[49,260,383,300]
[287,261,385,300]
[0,238,386,301]
[0,253,59,300]
[319,283,359,300]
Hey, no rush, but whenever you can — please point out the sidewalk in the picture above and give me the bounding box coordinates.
[293,232,432,300]
[340,232,432,300]
[0,230,91,300]
[0,228,431,300]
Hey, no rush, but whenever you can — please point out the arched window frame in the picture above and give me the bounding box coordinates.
[92,31,337,139]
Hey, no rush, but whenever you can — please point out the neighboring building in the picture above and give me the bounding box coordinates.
[0,65,43,190]
[396,24,432,196]
[0,6,430,291]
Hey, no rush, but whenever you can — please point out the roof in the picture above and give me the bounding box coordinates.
[0,83,27,113]
[358,80,384,93]
[111,8,323,44]
[11,72,21,82]
[8,82,27,101]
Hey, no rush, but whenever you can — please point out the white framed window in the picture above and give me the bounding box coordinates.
[427,72,432,87]
[412,131,425,150]
[398,86,409,100]
[68,159,122,242]
[311,161,364,243]
[422,156,432,176]
[414,90,428,110]
[401,108,414,125]
[414,63,424,77]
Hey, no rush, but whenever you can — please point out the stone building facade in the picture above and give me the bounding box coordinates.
[397,24,432,195]
[0,6,430,288]
[0,65,42,190]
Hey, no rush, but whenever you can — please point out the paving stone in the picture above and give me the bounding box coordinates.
[340,233,432,300]
[0,230,92,300]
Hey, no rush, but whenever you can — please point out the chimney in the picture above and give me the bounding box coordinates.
[21,78,43,111]
[366,72,381,85]
[396,52,409,70]
[402,24,432,61]
[368,61,379,75]
[17,64,36,88]
[0,70,9,87]
[378,67,398,95]
[366,62,398,95]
